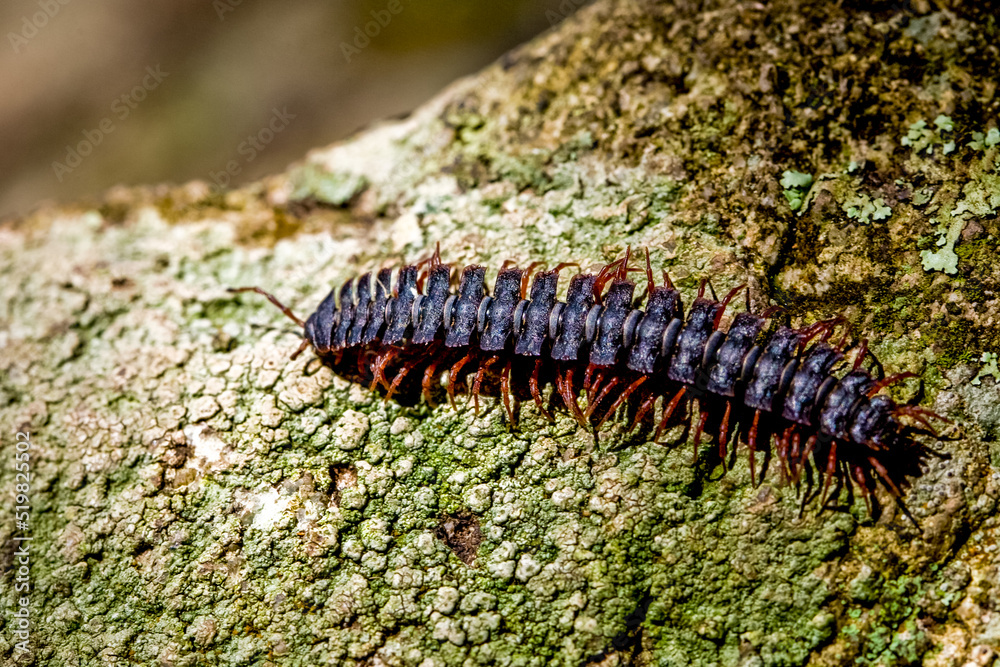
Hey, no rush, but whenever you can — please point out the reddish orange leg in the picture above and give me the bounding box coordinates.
[290,339,311,360]
[788,431,803,484]
[712,284,748,329]
[631,393,658,432]
[777,426,795,481]
[654,387,687,442]
[747,410,762,486]
[520,261,545,298]
[851,464,874,516]
[586,368,607,405]
[643,248,655,292]
[447,353,475,409]
[819,441,838,507]
[500,362,515,427]
[422,362,440,408]
[472,356,499,415]
[852,339,871,371]
[718,400,733,466]
[894,405,951,435]
[529,359,553,421]
[585,377,620,421]
[866,372,917,397]
[598,376,647,431]
[371,348,398,391]
[228,286,306,327]
[691,407,709,464]
[867,455,903,498]
[799,435,818,475]
[557,367,586,425]
[386,361,418,402]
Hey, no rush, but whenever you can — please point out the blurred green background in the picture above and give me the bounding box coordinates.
[0,0,578,218]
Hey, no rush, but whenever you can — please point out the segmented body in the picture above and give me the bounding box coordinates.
[233,250,939,514]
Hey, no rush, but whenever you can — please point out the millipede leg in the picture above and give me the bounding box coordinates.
[789,431,802,483]
[422,362,440,408]
[654,387,686,442]
[748,410,762,487]
[866,455,904,499]
[371,348,398,391]
[866,372,917,397]
[447,353,475,409]
[386,360,419,402]
[820,441,838,507]
[557,367,586,424]
[712,284,748,329]
[776,426,795,481]
[631,392,658,432]
[500,361,515,427]
[691,407,709,464]
[851,464,874,516]
[893,405,950,435]
[718,400,733,466]
[529,359,553,421]
[228,286,306,327]
[585,377,620,421]
[799,434,818,483]
[290,338,311,360]
[472,356,499,416]
[599,376,647,431]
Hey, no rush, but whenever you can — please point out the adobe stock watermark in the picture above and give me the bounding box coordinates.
[10,431,33,656]
[546,0,588,26]
[7,0,72,54]
[51,64,169,182]
[208,107,296,194]
[341,0,404,63]
[213,0,243,21]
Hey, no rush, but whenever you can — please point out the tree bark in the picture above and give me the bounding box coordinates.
[2,1,999,665]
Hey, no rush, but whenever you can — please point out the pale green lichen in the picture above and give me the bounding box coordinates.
[901,115,955,155]
[843,192,892,223]
[972,352,1000,386]
[780,170,813,212]
[920,217,963,274]
[968,128,1000,151]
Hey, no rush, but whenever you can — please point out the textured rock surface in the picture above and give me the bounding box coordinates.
[2,1,999,665]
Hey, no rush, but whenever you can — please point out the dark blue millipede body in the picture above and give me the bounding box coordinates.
[232,249,943,516]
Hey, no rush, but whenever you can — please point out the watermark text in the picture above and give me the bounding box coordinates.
[51,64,169,182]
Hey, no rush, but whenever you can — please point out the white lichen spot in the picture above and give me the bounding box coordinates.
[432,617,466,646]
[487,541,518,580]
[361,551,388,573]
[390,212,423,252]
[182,425,246,476]
[414,487,437,508]
[415,532,437,556]
[433,586,460,614]
[342,537,363,561]
[250,488,292,532]
[465,484,493,512]
[388,566,424,590]
[392,457,414,479]
[515,554,543,582]
[550,487,577,508]
[390,416,415,435]
[334,410,369,450]
[403,431,425,450]
[360,517,391,552]
[188,396,221,422]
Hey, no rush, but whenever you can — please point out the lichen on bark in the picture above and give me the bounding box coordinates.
[2,1,1000,666]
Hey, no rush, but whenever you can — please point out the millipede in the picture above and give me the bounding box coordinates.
[230,246,947,517]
